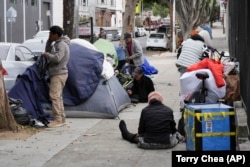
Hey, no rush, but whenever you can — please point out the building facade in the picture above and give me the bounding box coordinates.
[0,0,62,43]
[0,0,125,43]
[79,0,124,27]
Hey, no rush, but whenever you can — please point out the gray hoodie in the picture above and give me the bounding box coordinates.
[45,35,70,77]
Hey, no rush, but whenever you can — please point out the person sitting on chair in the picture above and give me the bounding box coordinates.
[127,67,155,103]
[119,91,184,149]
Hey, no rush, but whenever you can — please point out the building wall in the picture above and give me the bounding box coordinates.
[0,0,52,43]
[52,0,63,27]
[80,0,124,27]
[228,0,250,133]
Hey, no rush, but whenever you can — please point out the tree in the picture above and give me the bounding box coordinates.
[120,0,138,45]
[152,3,169,18]
[175,0,215,40]
[0,60,17,131]
[63,0,76,39]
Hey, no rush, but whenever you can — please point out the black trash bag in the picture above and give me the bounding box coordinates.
[9,98,31,126]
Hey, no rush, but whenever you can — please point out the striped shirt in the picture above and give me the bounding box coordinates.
[176,38,204,68]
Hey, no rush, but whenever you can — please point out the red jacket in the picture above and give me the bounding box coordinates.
[186,58,225,87]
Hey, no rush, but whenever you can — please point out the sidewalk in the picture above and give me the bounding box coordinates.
[0,21,249,167]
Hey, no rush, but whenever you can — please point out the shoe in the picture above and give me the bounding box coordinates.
[29,119,45,128]
[119,120,137,143]
[47,120,64,128]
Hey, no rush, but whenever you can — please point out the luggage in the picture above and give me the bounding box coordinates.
[184,103,237,151]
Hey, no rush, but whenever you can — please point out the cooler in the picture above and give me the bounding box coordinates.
[184,103,237,151]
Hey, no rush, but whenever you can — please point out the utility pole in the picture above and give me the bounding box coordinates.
[4,0,7,42]
[172,0,176,53]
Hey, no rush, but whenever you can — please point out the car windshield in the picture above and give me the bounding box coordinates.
[34,31,49,38]
[0,45,10,60]
[150,34,164,39]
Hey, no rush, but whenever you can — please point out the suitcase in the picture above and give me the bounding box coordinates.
[184,103,237,151]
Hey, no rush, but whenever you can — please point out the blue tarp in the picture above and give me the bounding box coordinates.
[8,63,49,119]
[141,56,158,76]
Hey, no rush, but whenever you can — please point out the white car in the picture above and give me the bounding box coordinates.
[33,30,50,38]
[137,27,147,37]
[0,42,38,90]
[146,33,170,51]
[23,37,47,56]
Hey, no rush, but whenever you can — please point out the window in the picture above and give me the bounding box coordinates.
[111,0,114,6]
[17,46,35,61]
[101,0,104,3]
[31,0,37,6]
[81,0,86,6]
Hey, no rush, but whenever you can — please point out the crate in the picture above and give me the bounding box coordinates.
[184,103,237,151]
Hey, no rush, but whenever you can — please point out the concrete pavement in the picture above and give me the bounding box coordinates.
[0,21,249,167]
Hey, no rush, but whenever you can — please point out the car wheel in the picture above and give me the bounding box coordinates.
[146,47,149,50]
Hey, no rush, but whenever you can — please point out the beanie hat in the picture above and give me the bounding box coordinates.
[148,91,163,103]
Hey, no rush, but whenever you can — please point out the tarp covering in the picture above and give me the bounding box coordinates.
[141,56,159,76]
[63,43,104,105]
[8,63,49,119]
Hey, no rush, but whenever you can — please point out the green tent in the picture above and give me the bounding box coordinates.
[94,38,118,68]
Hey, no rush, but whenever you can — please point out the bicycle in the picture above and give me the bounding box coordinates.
[177,48,238,136]
[115,63,136,89]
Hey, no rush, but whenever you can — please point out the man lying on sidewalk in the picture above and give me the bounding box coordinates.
[119,91,184,149]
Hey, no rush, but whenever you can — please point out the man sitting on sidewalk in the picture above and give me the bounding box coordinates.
[127,67,155,103]
[119,91,184,149]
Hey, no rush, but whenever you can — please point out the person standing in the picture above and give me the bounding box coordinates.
[196,26,213,48]
[124,33,144,67]
[42,26,70,128]
[202,23,213,39]
[98,27,106,39]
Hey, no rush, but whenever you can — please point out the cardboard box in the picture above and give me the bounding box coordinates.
[184,103,237,151]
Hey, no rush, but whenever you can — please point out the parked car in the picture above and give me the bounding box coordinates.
[146,33,170,51]
[137,27,147,37]
[157,25,171,38]
[33,30,50,38]
[103,27,119,41]
[0,42,38,90]
[23,37,47,56]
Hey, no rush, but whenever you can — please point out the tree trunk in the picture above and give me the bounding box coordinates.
[63,0,76,39]
[119,0,138,46]
[0,60,17,131]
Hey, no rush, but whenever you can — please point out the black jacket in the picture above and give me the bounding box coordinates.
[131,75,155,102]
[138,100,177,144]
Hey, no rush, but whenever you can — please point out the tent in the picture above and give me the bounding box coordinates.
[8,39,131,119]
[94,38,118,68]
